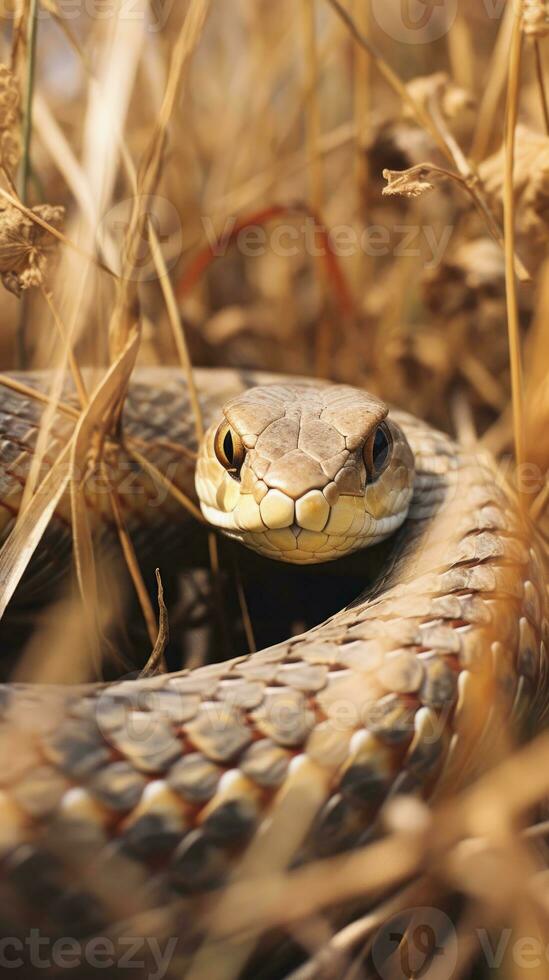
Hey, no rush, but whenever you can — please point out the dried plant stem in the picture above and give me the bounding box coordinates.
[301,0,324,211]
[110,0,211,357]
[149,223,204,440]
[19,0,38,204]
[140,569,168,677]
[284,878,428,980]
[126,444,205,524]
[353,0,372,170]
[353,0,370,204]
[324,0,529,283]
[129,433,197,464]
[446,9,475,92]
[530,479,549,524]
[41,287,88,408]
[213,119,356,216]
[470,0,515,162]
[0,440,72,621]
[324,0,451,160]
[383,160,530,281]
[0,373,80,420]
[503,10,525,469]
[105,472,159,650]
[300,0,334,376]
[534,40,549,134]
[16,0,39,368]
[69,333,142,675]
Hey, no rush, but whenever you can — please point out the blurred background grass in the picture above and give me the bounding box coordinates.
[1,0,547,458]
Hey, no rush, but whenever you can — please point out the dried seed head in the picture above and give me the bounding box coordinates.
[383,167,435,199]
[0,203,65,297]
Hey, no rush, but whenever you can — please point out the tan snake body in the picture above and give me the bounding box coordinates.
[0,367,546,978]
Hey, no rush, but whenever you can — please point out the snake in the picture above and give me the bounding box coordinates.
[0,366,546,979]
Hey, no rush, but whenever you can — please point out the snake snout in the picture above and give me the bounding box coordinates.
[195,382,415,563]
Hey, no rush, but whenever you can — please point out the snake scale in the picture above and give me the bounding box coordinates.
[0,367,546,979]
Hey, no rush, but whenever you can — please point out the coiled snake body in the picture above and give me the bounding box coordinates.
[0,368,546,978]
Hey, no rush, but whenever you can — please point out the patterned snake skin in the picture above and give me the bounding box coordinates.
[0,367,546,979]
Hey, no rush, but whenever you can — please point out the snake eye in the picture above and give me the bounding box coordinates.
[214,420,245,478]
[364,422,392,482]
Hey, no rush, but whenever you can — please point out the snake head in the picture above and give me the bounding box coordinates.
[195,383,415,564]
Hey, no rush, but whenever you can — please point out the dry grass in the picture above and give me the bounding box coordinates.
[0,0,548,977]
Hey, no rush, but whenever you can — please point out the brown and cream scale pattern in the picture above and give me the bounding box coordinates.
[0,368,545,961]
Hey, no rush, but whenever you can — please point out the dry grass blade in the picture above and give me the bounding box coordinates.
[470,1,515,162]
[301,0,333,376]
[33,93,120,272]
[326,0,530,284]
[105,470,158,650]
[18,0,38,205]
[0,440,71,620]
[534,40,549,133]
[69,329,141,673]
[0,373,79,420]
[78,0,147,253]
[189,759,333,980]
[197,831,421,946]
[110,0,212,358]
[323,0,451,158]
[148,222,204,441]
[284,878,429,980]
[212,119,356,216]
[301,0,324,211]
[41,288,87,407]
[19,359,77,512]
[126,443,204,524]
[352,0,370,204]
[18,283,88,517]
[503,7,526,469]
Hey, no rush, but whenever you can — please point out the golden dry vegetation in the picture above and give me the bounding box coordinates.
[0,1,548,978]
